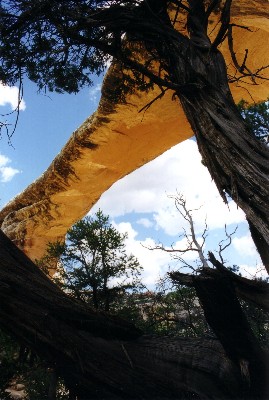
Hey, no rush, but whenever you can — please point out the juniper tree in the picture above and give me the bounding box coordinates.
[150,192,269,399]
[238,99,269,145]
[41,210,142,312]
[0,2,269,399]
[0,0,268,268]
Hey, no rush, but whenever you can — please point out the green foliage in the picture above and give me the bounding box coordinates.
[0,0,169,107]
[0,0,154,98]
[238,99,269,144]
[0,0,110,93]
[241,300,269,346]
[0,330,20,398]
[114,286,210,338]
[145,286,209,337]
[41,210,143,311]
[22,367,69,400]
[0,329,69,399]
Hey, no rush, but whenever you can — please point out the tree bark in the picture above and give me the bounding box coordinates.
[155,2,269,271]
[0,3,268,399]
[48,368,58,400]
[193,276,268,400]
[0,229,254,399]
[207,251,269,311]
[179,74,269,271]
[170,268,269,400]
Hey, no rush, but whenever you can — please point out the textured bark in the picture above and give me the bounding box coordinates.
[155,2,269,271]
[207,251,269,311]
[194,276,268,400]
[170,268,269,400]
[174,47,269,271]
[248,221,269,273]
[0,2,268,399]
[180,78,269,271]
[171,264,269,312]
[0,229,251,399]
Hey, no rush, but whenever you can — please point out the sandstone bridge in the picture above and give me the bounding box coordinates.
[0,2,268,263]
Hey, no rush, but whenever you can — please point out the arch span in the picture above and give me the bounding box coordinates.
[0,2,269,261]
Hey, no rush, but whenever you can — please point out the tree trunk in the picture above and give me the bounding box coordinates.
[158,3,269,271]
[0,2,268,398]
[0,229,253,399]
[193,276,268,400]
[177,47,269,270]
[48,368,58,400]
[206,251,269,311]
[170,267,269,400]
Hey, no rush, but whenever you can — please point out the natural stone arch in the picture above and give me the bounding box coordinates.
[0,1,269,262]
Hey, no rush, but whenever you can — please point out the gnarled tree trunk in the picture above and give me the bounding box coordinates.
[178,56,269,270]
[170,259,269,400]
[0,229,259,399]
[159,3,269,270]
[0,2,268,399]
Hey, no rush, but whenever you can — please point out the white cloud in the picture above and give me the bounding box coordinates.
[0,154,21,182]
[0,82,26,111]
[92,140,246,235]
[238,263,267,281]
[0,154,10,167]
[89,83,102,103]
[113,221,204,287]
[136,218,153,228]
[89,139,260,284]
[232,234,258,257]
[113,220,267,288]
[114,221,173,286]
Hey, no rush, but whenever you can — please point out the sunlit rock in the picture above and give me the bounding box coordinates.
[0,1,268,263]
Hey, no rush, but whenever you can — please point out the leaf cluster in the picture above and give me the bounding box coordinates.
[0,0,117,92]
[134,286,209,337]
[238,99,269,144]
[0,330,69,400]
[40,210,143,311]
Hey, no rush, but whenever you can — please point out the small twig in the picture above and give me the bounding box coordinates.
[227,24,269,85]
[205,0,219,19]
[218,224,238,264]
[138,87,168,114]
[170,0,190,13]
[240,49,248,72]
[212,0,232,48]
[121,344,134,369]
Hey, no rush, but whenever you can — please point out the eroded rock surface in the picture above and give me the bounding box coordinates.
[0,1,269,262]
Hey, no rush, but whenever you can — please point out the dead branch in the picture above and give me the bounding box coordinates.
[207,251,269,311]
[212,0,232,48]
[218,224,237,264]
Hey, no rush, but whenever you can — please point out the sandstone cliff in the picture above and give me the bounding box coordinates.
[0,0,268,262]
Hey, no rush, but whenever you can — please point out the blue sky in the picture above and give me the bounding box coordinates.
[0,79,265,287]
[0,77,103,204]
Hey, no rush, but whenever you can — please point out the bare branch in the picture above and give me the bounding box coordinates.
[169,270,195,286]
[169,0,190,13]
[207,251,269,311]
[138,87,168,113]
[205,0,219,19]
[212,0,232,48]
[144,192,210,273]
[225,24,269,85]
[0,76,24,144]
[171,193,209,269]
[217,224,238,264]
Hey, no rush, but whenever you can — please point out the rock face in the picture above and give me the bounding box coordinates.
[0,1,269,263]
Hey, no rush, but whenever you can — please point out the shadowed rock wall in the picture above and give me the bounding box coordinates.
[0,0,268,262]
